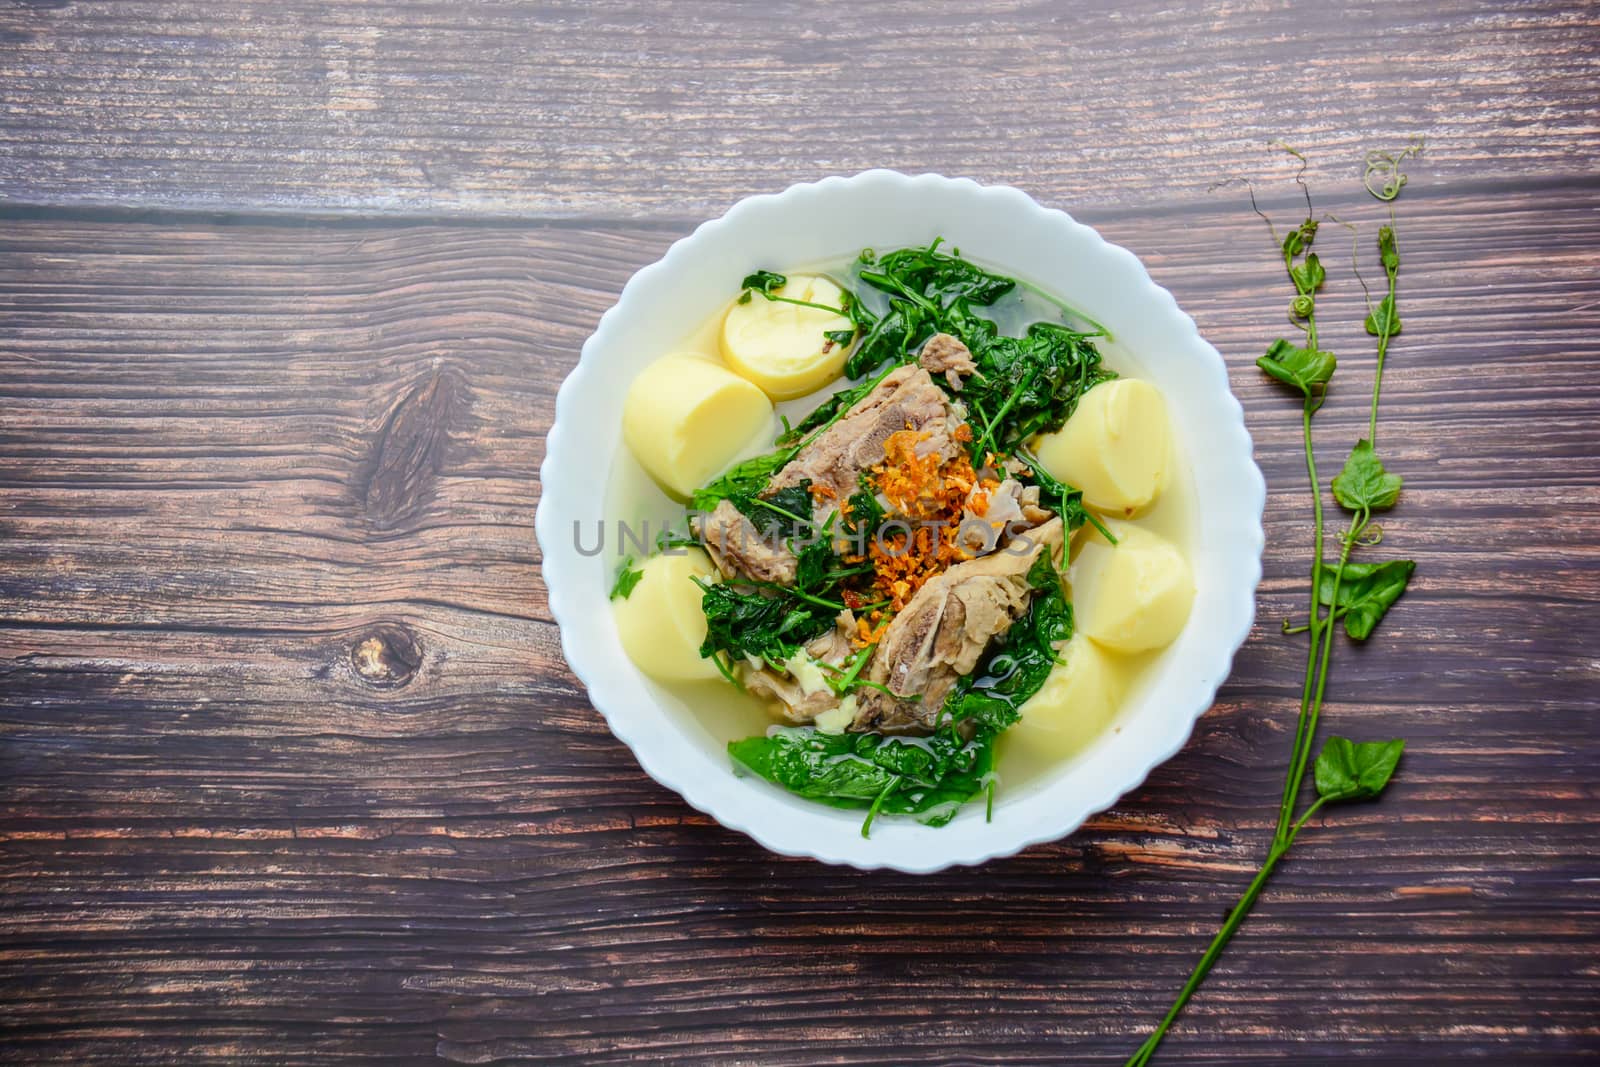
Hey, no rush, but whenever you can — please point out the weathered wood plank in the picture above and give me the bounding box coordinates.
[0,0,1597,218]
[1,182,1598,1064]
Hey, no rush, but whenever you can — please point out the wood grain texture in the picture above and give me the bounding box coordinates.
[3,175,1599,1063]
[1,0,1599,219]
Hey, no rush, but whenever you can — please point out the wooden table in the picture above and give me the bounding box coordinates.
[3,3,1597,1063]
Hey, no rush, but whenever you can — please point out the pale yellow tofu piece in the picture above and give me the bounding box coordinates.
[1033,379,1171,517]
[1007,634,1123,762]
[622,354,772,499]
[720,274,853,400]
[1072,523,1194,654]
[612,549,725,682]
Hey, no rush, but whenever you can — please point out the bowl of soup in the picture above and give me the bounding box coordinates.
[536,170,1265,872]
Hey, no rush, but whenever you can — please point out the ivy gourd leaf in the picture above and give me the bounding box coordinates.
[1316,558,1415,640]
[1314,736,1405,802]
[1332,439,1403,512]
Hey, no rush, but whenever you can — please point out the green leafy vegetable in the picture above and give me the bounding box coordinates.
[730,728,895,805]
[964,322,1110,458]
[1378,224,1400,272]
[1366,223,1404,445]
[843,298,932,379]
[656,525,700,552]
[1257,338,1336,398]
[862,240,1018,307]
[1316,558,1415,640]
[1331,439,1403,512]
[737,268,851,320]
[1017,447,1108,540]
[840,238,1111,454]
[1313,736,1405,802]
[1128,143,1420,1067]
[1364,294,1401,338]
[729,723,997,834]
[738,269,787,301]
[839,475,886,554]
[1290,251,1325,295]
[1281,218,1317,258]
[943,552,1072,732]
[730,478,813,541]
[791,517,873,596]
[689,446,797,513]
[609,557,643,601]
[694,578,836,666]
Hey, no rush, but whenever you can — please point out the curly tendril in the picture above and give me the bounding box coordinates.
[1363,138,1425,202]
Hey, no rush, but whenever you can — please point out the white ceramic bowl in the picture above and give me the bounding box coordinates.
[537,170,1264,872]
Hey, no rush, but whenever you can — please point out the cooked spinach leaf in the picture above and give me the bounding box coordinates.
[739,269,787,298]
[694,578,836,665]
[1015,448,1112,541]
[965,322,1110,458]
[609,556,643,601]
[729,478,813,542]
[838,238,1111,456]
[738,268,852,321]
[863,239,1018,308]
[840,474,886,552]
[729,728,896,805]
[943,551,1072,732]
[689,446,798,512]
[729,723,997,834]
[792,518,870,595]
[843,298,933,379]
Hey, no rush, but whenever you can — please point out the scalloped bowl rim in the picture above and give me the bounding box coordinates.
[536,170,1265,872]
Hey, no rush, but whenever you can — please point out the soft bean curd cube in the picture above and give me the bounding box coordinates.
[622,354,772,498]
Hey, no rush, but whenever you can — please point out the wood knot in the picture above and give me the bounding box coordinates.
[349,624,422,689]
[359,368,464,532]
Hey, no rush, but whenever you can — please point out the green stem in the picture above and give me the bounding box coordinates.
[743,579,848,612]
[975,367,1037,459]
[1277,514,1363,841]
[1369,274,1397,446]
[858,269,940,315]
[1275,398,1327,845]
[1125,796,1330,1067]
[821,643,877,695]
[746,495,810,527]
[761,293,851,318]
[860,774,901,838]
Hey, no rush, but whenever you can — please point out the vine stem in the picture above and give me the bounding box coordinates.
[1124,796,1331,1067]
[1275,394,1327,845]
[1369,333,1390,447]
[1276,515,1362,841]
[1369,275,1398,446]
